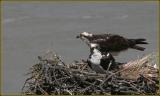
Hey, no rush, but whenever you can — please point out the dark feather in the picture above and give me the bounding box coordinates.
[78,32,148,53]
[100,52,116,70]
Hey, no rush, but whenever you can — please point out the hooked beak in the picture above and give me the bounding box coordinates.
[76,35,80,38]
[76,34,83,38]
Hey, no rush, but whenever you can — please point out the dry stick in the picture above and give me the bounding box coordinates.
[55,53,66,66]
[47,67,54,84]
[23,64,43,93]
[49,64,61,88]
[106,61,112,72]
[47,63,68,74]
[99,66,131,87]
[61,65,73,76]
[80,81,97,93]
[80,63,88,72]
[79,79,102,93]
[32,78,40,94]
[21,77,33,93]
[71,69,104,76]
[72,72,105,79]
[120,80,145,94]
[141,74,157,84]
[52,76,71,85]
[64,89,73,95]
[115,90,141,94]
[21,77,38,93]
[37,84,49,95]
[54,65,74,89]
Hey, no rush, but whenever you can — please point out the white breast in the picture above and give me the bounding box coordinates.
[90,49,102,65]
[89,48,106,73]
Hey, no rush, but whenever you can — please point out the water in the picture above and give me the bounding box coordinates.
[2,2,158,94]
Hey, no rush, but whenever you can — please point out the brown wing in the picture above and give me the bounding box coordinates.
[91,34,129,51]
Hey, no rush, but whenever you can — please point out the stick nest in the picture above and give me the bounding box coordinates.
[22,51,159,95]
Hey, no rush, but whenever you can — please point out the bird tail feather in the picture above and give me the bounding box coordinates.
[131,45,145,51]
[135,38,148,44]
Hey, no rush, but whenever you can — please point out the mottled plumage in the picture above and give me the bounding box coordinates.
[77,32,148,54]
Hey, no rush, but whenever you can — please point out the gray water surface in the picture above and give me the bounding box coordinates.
[2,2,158,93]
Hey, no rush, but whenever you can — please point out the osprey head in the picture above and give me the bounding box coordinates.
[90,43,99,48]
[90,43,101,53]
[76,32,93,38]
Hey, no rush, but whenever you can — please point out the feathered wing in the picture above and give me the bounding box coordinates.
[100,53,116,70]
[87,59,92,69]
[81,33,148,52]
[91,35,129,52]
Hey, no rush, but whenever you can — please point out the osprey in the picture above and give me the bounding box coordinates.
[77,32,148,55]
[87,46,117,73]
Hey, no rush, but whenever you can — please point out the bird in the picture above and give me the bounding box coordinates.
[77,32,148,55]
[87,45,117,73]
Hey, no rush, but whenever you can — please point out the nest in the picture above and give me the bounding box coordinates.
[22,51,159,95]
